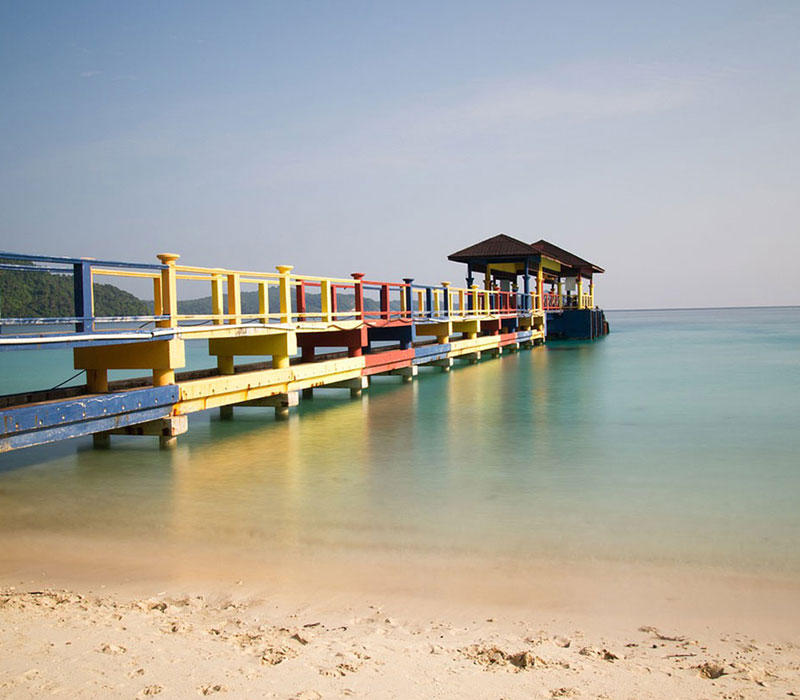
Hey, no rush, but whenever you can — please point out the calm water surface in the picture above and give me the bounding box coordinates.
[1,307,798,573]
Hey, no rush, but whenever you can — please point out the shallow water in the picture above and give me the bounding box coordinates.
[1,307,799,575]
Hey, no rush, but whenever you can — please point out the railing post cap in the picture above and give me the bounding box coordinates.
[350,272,365,280]
[276,265,294,274]
[441,281,450,287]
[402,277,414,284]
[157,253,180,265]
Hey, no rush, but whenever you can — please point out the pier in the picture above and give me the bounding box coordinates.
[0,235,606,452]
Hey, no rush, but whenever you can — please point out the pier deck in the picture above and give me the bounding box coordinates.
[1,251,546,451]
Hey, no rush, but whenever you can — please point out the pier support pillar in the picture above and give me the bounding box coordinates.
[153,369,175,387]
[235,392,299,419]
[159,435,178,449]
[219,405,234,420]
[217,355,235,419]
[273,355,290,370]
[92,433,111,449]
[86,369,108,394]
[273,390,297,419]
[302,388,314,400]
[429,358,453,373]
[389,366,417,383]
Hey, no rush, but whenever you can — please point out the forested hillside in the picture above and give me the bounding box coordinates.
[0,261,150,318]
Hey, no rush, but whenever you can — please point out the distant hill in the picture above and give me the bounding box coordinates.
[0,260,150,318]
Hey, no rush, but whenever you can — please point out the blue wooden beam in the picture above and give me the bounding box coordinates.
[0,386,179,452]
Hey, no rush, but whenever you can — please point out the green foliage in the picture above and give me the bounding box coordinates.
[0,265,150,318]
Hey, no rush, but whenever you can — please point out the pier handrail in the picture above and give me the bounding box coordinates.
[0,251,168,333]
[1,250,545,339]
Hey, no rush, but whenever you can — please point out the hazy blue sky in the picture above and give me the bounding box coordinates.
[1,1,798,308]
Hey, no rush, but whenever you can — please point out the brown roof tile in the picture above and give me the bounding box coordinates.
[448,233,538,261]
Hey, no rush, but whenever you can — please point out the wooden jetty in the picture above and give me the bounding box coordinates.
[0,235,607,452]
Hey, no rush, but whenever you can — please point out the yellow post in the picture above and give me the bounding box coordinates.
[471,284,479,314]
[458,288,465,316]
[417,289,425,314]
[258,281,269,323]
[153,278,163,317]
[483,289,489,315]
[211,275,224,325]
[156,253,179,328]
[577,275,584,309]
[537,262,544,312]
[589,278,595,308]
[320,279,332,324]
[558,278,564,308]
[276,265,294,323]
[226,273,241,325]
[153,368,175,386]
[86,368,108,393]
[217,354,235,419]
[485,264,493,290]
[433,289,440,315]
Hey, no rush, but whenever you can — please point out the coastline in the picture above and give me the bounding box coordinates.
[2,532,799,698]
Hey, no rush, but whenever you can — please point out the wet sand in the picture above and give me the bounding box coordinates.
[2,532,800,698]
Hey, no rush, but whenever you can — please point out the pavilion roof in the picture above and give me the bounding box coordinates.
[530,239,605,274]
[448,233,605,276]
[447,233,537,262]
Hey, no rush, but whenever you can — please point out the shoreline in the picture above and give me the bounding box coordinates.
[3,532,800,698]
[3,530,800,632]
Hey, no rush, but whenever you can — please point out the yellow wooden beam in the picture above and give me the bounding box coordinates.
[176,356,366,413]
[452,319,479,336]
[74,339,185,371]
[207,332,297,358]
[414,321,452,339]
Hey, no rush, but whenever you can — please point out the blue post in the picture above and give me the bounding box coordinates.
[403,278,414,319]
[425,287,433,319]
[73,261,93,332]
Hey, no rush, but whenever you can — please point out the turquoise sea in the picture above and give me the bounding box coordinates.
[1,307,799,575]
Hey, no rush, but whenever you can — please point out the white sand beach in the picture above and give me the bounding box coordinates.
[2,533,799,699]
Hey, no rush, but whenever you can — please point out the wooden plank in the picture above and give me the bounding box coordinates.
[175,357,366,413]
[363,348,414,368]
[414,342,452,359]
[0,405,173,452]
[0,386,179,437]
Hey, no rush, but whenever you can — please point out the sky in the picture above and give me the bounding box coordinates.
[0,1,798,309]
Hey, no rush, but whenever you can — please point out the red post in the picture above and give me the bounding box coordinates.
[351,273,365,320]
[296,281,306,320]
[380,283,390,320]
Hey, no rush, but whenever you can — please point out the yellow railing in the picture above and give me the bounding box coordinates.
[90,253,549,329]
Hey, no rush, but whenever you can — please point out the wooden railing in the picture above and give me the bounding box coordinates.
[0,251,549,337]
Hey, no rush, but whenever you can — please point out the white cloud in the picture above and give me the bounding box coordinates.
[79,71,102,78]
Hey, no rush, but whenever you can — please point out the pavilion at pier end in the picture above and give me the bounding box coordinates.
[447,233,609,340]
